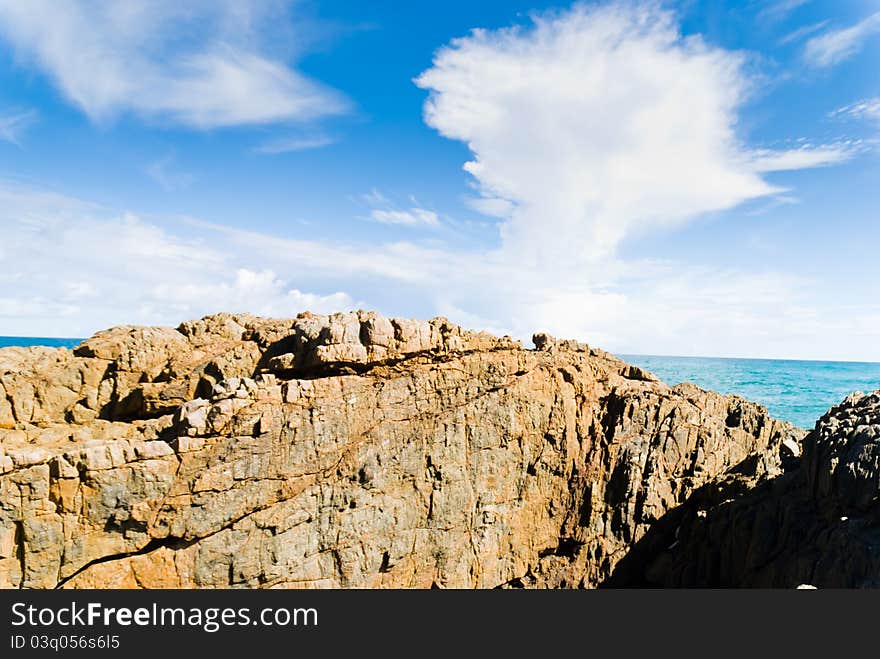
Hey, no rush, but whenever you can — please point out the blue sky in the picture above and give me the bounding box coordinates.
[0,0,878,360]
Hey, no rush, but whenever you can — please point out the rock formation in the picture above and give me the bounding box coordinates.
[0,311,815,588]
[634,391,880,588]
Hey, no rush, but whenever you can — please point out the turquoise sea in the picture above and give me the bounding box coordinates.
[620,354,880,429]
[1,337,878,430]
[0,336,84,350]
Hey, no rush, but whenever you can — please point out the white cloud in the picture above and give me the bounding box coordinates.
[0,297,79,321]
[362,189,390,206]
[407,1,864,358]
[254,134,337,154]
[778,20,829,46]
[150,269,354,318]
[415,2,841,266]
[0,180,357,336]
[0,1,348,128]
[64,281,98,301]
[369,208,440,227]
[803,11,880,68]
[0,178,97,220]
[183,217,880,361]
[2,175,877,360]
[743,193,799,216]
[758,0,810,24]
[832,98,880,124]
[361,189,441,228]
[146,154,194,191]
[464,196,515,219]
[186,215,457,283]
[0,109,37,145]
[0,2,871,361]
[749,141,862,171]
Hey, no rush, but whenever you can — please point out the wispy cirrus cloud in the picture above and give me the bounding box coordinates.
[362,189,441,228]
[778,20,829,46]
[0,1,349,129]
[369,208,440,227]
[749,141,862,171]
[146,153,194,192]
[803,11,880,67]
[757,0,810,24]
[831,98,880,125]
[0,179,356,336]
[0,109,37,145]
[254,134,337,154]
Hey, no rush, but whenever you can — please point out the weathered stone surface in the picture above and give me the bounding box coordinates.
[632,391,880,588]
[0,311,803,589]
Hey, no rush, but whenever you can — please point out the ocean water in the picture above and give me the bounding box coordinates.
[0,336,84,350]
[1,337,877,430]
[620,354,880,429]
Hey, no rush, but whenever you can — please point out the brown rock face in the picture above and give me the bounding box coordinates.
[0,311,802,589]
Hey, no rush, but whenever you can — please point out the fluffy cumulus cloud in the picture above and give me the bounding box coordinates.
[405,1,855,351]
[415,2,843,266]
[0,0,348,128]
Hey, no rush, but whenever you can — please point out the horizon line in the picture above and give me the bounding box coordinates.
[2,334,880,366]
[619,352,880,366]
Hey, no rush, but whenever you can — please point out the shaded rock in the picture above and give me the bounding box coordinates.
[633,390,880,588]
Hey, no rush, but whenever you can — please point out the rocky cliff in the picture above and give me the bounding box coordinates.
[637,391,880,588]
[0,310,830,589]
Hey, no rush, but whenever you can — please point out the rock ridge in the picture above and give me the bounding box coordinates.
[0,310,811,588]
